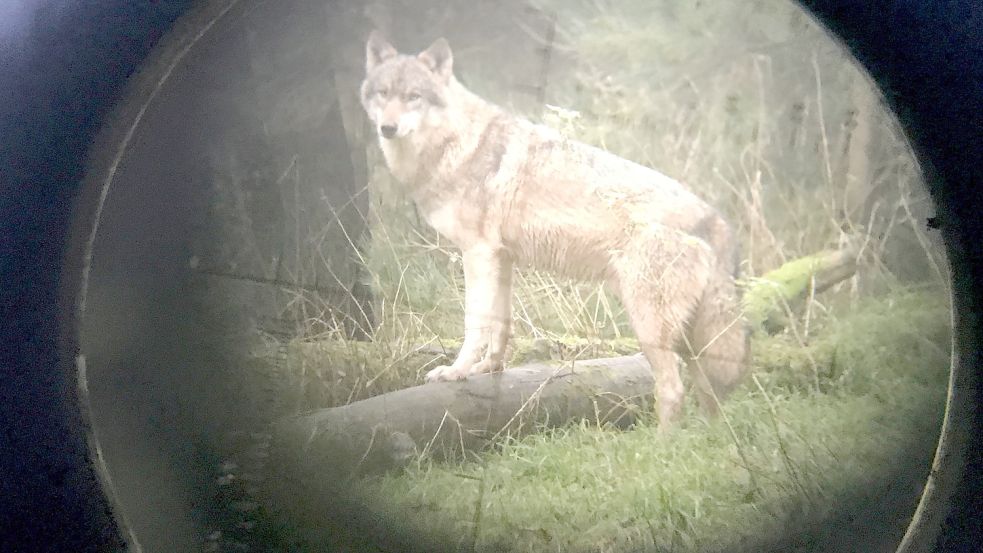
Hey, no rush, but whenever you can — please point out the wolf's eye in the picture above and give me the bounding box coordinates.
[405,92,422,102]
[377,88,389,99]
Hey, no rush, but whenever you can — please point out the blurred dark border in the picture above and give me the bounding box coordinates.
[0,1,980,551]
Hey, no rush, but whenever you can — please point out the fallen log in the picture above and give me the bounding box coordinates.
[271,355,655,477]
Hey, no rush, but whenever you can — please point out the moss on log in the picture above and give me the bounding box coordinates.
[742,246,859,332]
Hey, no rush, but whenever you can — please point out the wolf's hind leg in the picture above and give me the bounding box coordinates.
[684,269,749,416]
[425,246,513,382]
[614,255,706,428]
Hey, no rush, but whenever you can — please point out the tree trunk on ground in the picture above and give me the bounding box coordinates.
[272,355,655,477]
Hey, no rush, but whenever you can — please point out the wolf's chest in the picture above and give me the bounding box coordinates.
[414,196,493,250]
[420,202,459,240]
[380,139,421,183]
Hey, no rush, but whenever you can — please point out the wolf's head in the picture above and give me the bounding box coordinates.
[360,31,454,140]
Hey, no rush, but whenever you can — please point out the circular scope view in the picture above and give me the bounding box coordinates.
[79,1,951,551]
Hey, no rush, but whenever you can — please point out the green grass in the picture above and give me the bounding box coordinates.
[264,287,949,552]
[356,392,941,552]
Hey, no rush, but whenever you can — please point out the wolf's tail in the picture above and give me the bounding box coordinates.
[685,229,749,415]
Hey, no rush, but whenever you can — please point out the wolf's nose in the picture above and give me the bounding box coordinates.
[380,124,398,139]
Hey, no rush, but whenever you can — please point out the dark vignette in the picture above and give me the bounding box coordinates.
[0,2,194,551]
[0,1,979,551]
[798,2,983,551]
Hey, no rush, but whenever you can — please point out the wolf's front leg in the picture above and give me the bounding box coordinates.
[426,246,513,382]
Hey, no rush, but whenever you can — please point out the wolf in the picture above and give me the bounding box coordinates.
[360,32,749,426]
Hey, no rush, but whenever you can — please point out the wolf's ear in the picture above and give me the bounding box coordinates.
[418,37,453,81]
[366,30,397,73]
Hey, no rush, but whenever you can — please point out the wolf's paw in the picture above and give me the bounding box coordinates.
[425,365,470,383]
[468,359,503,376]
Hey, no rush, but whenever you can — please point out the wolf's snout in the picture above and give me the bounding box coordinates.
[380,124,398,139]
